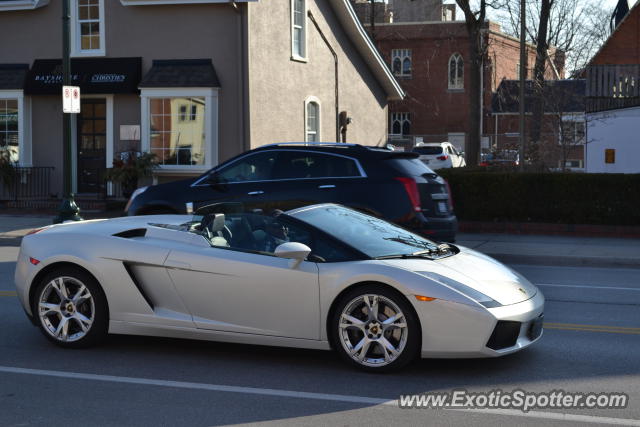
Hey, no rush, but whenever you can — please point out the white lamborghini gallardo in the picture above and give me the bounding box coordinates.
[15,204,543,371]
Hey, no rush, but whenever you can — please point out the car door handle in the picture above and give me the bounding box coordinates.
[247,191,264,195]
[318,185,336,189]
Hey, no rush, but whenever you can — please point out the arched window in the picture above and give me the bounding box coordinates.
[402,57,411,75]
[391,49,412,77]
[390,112,411,136]
[393,57,402,75]
[305,97,320,142]
[448,53,464,89]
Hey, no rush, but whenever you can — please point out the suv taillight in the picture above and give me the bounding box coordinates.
[395,177,421,212]
[437,155,449,161]
[444,179,454,210]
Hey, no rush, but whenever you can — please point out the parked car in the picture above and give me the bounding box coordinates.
[479,150,520,167]
[413,142,466,169]
[16,203,544,372]
[126,143,457,242]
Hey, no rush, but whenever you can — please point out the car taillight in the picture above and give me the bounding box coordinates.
[437,155,449,161]
[444,179,454,210]
[395,177,421,212]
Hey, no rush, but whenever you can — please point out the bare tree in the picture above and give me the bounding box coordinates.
[530,0,554,151]
[454,0,489,166]
[492,0,611,76]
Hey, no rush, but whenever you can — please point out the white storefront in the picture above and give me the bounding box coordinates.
[585,106,640,173]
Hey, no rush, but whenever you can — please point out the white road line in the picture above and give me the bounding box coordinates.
[536,283,640,292]
[1,365,639,426]
[0,365,393,406]
[448,408,640,426]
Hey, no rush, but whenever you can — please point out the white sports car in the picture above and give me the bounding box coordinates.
[15,204,544,371]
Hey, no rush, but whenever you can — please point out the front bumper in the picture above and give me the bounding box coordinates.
[414,291,544,358]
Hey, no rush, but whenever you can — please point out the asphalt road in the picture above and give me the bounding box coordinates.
[0,245,639,427]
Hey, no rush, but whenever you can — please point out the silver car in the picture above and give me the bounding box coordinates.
[15,204,543,372]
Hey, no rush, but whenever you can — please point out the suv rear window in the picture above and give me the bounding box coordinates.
[414,146,443,155]
[272,151,361,179]
[386,158,437,177]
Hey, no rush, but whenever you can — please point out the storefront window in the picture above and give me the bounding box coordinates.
[0,99,19,163]
[149,97,206,166]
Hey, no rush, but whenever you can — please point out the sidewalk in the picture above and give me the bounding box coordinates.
[457,233,640,268]
[1,214,639,268]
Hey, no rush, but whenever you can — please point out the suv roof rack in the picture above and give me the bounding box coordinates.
[258,142,367,149]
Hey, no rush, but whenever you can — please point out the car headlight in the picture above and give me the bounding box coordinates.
[124,186,149,213]
[417,272,502,308]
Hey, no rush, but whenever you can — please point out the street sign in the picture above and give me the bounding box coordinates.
[62,85,81,114]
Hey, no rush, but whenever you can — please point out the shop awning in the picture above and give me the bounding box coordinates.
[24,57,142,95]
[0,64,29,90]
[139,59,220,88]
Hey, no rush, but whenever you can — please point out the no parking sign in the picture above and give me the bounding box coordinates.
[62,85,81,114]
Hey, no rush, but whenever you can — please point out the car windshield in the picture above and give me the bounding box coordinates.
[414,146,443,155]
[289,205,439,258]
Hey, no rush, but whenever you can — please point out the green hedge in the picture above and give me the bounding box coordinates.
[437,170,640,226]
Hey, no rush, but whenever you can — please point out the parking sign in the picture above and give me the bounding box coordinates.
[62,85,81,114]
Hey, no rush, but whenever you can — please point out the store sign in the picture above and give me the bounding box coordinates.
[62,85,81,114]
[25,57,141,95]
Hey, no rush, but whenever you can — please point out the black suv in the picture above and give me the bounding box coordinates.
[126,143,457,241]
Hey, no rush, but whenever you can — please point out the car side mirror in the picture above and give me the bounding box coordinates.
[274,242,312,268]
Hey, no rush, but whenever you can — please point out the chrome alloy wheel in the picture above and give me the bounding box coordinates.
[338,294,408,367]
[38,276,95,343]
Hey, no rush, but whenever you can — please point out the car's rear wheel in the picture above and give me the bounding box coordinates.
[33,267,108,348]
[330,285,420,372]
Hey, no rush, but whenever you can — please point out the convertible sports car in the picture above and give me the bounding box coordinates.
[15,204,544,371]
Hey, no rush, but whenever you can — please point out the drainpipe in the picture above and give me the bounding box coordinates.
[308,11,340,142]
[230,1,249,154]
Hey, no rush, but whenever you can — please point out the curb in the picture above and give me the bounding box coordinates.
[487,253,640,269]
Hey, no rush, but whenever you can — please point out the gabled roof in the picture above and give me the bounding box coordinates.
[587,0,640,66]
[492,79,585,114]
[328,0,404,101]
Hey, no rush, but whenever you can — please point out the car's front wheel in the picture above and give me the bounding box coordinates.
[330,285,420,372]
[33,267,108,348]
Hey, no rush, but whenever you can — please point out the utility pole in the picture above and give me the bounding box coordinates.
[370,0,375,40]
[54,0,82,223]
[518,0,526,170]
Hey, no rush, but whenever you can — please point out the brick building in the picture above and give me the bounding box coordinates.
[351,0,565,155]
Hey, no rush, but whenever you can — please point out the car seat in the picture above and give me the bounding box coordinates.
[202,213,229,247]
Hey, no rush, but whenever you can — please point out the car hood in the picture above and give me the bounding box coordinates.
[381,246,538,306]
